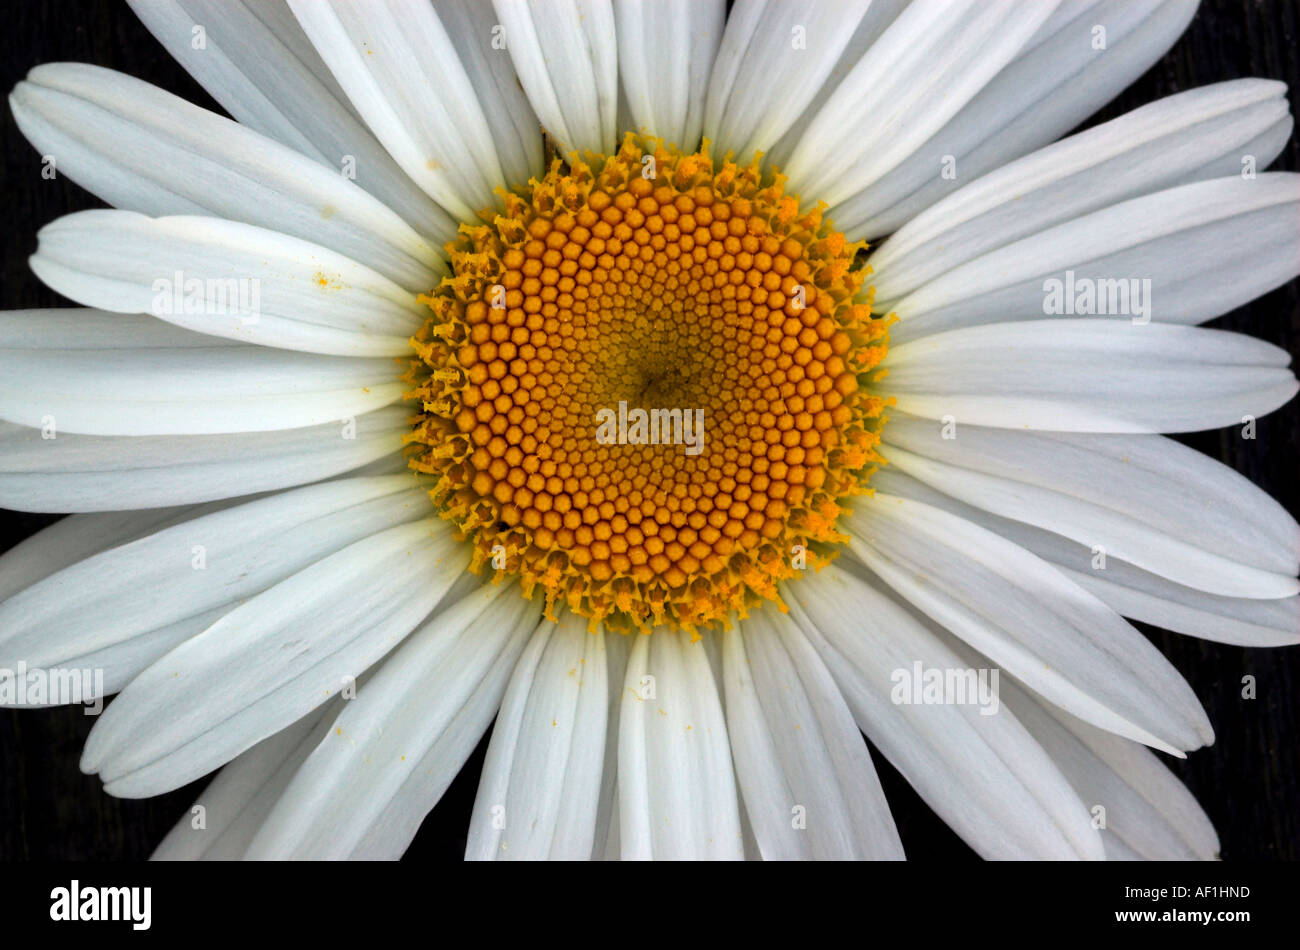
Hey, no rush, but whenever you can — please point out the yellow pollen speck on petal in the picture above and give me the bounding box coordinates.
[405,135,889,633]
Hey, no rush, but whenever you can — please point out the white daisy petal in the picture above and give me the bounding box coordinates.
[125,0,363,159]
[0,340,403,437]
[9,62,449,290]
[245,580,540,859]
[82,517,468,797]
[871,82,1293,306]
[786,564,1103,860]
[883,174,1300,344]
[1068,571,1300,649]
[703,0,874,161]
[874,464,1293,601]
[0,476,432,698]
[763,0,911,170]
[873,466,1300,648]
[613,0,724,151]
[879,319,1299,433]
[844,493,1214,755]
[722,609,904,860]
[492,0,618,156]
[333,452,411,481]
[0,308,404,438]
[288,0,509,220]
[31,211,426,357]
[928,618,1219,858]
[0,505,199,602]
[466,613,609,860]
[0,509,238,702]
[0,408,407,513]
[618,629,743,860]
[719,630,811,861]
[432,0,544,188]
[1106,838,1147,860]
[784,0,1059,208]
[153,698,344,861]
[73,609,235,703]
[834,0,1201,239]
[0,307,230,351]
[881,416,1299,595]
[996,672,1219,860]
[123,0,453,242]
[591,630,630,861]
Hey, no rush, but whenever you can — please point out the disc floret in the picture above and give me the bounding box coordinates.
[407,136,889,632]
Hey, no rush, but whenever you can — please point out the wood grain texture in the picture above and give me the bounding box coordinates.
[1,0,1297,861]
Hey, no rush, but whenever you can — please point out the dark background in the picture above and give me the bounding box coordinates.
[1,0,1298,861]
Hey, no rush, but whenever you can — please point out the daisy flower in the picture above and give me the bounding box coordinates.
[1,0,1297,862]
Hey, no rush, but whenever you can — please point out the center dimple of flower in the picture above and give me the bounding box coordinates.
[407,137,890,632]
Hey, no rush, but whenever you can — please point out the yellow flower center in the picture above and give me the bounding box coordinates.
[406,137,889,632]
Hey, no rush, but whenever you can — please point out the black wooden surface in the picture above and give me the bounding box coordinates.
[1,0,1297,861]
